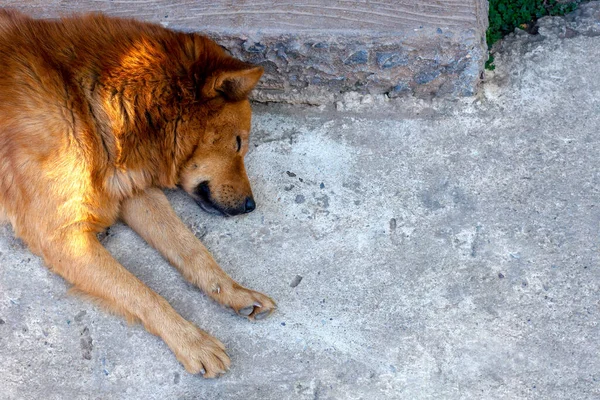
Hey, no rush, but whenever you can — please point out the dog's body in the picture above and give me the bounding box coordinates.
[0,10,275,377]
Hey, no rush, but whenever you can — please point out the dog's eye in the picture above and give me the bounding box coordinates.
[236,136,242,152]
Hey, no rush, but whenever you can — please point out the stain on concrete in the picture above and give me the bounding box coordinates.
[74,311,87,323]
[80,327,93,361]
[315,194,330,208]
[290,275,303,288]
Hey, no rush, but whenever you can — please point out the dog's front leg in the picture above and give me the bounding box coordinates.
[120,187,275,320]
[42,230,230,377]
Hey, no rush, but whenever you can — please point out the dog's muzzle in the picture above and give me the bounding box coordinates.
[194,181,255,216]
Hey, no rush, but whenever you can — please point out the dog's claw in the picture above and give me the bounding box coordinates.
[239,306,254,316]
[239,303,272,319]
[224,287,276,320]
[254,310,271,320]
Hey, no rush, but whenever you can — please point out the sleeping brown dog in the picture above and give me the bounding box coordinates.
[0,10,275,377]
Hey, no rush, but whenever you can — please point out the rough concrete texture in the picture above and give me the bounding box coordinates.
[0,0,488,104]
[1,3,600,399]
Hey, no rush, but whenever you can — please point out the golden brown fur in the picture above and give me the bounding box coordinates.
[0,10,275,377]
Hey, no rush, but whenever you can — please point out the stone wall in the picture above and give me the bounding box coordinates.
[0,1,489,104]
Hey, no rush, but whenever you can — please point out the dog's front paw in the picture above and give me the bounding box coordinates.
[170,324,230,378]
[225,284,277,320]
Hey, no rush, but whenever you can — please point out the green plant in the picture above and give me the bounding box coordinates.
[486,0,581,69]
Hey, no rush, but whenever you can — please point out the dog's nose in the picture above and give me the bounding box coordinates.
[244,197,256,213]
[196,181,211,199]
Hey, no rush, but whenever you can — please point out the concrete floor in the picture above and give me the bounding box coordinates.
[1,5,599,400]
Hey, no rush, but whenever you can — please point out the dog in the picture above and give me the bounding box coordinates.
[0,10,276,378]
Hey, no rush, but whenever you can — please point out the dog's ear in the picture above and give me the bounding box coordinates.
[202,65,263,101]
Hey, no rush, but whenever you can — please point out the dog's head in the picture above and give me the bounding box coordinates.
[176,56,263,217]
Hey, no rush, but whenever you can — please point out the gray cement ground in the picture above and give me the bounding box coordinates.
[1,4,600,400]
